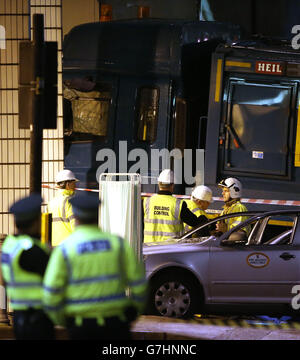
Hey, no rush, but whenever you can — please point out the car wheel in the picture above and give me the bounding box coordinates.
[147,272,202,318]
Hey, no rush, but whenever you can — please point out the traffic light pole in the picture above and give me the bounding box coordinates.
[30,14,45,195]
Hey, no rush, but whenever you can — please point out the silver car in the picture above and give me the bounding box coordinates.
[143,210,300,318]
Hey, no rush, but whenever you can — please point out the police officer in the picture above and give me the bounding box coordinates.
[216,177,250,241]
[47,169,78,246]
[1,194,54,340]
[184,185,216,233]
[143,169,208,242]
[43,192,147,340]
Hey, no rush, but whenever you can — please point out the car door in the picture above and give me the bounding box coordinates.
[208,214,300,304]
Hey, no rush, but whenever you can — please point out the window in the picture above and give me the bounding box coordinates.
[222,80,294,178]
[260,215,295,245]
[244,215,296,246]
[63,81,111,137]
[136,87,159,143]
[226,214,296,246]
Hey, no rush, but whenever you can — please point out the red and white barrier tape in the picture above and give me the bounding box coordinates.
[143,193,300,206]
[230,198,300,206]
[42,184,99,192]
[42,185,300,206]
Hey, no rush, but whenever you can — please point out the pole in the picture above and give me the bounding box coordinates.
[0,234,9,324]
[30,14,45,195]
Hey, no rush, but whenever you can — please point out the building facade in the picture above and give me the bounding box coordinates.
[0,0,65,235]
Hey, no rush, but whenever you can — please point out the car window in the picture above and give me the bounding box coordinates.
[264,229,293,245]
[221,217,260,245]
[259,215,296,245]
[222,214,297,246]
[246,219,264,245]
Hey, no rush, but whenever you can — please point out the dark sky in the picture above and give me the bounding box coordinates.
[201,0,300,38]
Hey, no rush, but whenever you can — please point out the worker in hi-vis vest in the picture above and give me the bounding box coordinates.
[43,192,147,340]
[143,169,208,243]
[184,185,217,234]
[216,177,251,242]
[1,194,54,340]
[47,169,78,246]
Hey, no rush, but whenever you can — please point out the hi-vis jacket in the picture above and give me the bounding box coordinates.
[183,199,211,232]
[47,189,76,246]
[143,194,184,243]
[220,199,251,235]
[1,235,50,310]
[43,225,147,326]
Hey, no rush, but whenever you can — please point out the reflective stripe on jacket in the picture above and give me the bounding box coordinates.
[1,235,49,310]
[220,200,251,235]
[47,189,76,246]
[43,225,147,326]
[143,194,184,243]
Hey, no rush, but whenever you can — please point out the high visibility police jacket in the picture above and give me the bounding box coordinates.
[220,199,251,235]
[47,189,76,246]
[43,225,147,326]
[1,235,50,311]
[143,194,184,243]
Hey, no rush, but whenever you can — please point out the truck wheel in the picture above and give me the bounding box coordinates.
[147,272,202,319]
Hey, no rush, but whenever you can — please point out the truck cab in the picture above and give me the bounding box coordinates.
[205,39,300,210]
[62,19,241,193]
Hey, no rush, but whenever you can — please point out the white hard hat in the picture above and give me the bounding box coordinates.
[157,169,174,184]
[55,169,78,184]
[191,185,213,203]
[218,177,242,199]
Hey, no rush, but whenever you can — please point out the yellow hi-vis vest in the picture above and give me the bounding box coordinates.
[143,194,184,243]
[43,225,147,326]
[220,200,251,235]
[1,235,50,310]
[47,189,76,246]
[183,200,217,235]
[183,199,208,232]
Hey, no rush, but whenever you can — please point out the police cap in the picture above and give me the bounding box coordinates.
[69,193,100,220]
[10,193,42,223]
